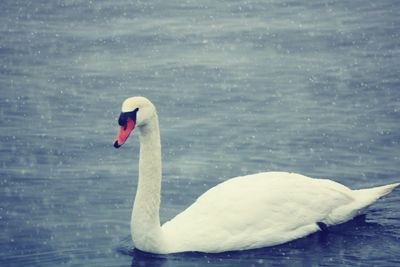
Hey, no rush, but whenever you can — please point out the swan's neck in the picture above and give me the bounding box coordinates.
[131,114,165,253]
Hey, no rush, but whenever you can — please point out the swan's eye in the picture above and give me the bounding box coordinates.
[118,108,139,127]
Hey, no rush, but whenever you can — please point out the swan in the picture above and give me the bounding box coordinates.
[113,96,399,254]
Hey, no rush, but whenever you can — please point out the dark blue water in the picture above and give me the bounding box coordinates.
[1,1,400,266]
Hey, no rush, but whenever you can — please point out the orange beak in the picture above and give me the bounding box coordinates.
[114,118,135,148]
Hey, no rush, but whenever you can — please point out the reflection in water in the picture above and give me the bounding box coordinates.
[126,216,394,267]
[130,251,167,267]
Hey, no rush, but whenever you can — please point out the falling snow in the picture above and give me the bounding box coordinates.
[1,0,400,266]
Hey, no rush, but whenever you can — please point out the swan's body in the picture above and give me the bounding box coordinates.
[113,96,399,254]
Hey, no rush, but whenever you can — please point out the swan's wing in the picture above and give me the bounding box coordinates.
[161,172,355,253]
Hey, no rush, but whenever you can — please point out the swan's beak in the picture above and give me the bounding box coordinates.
[114,118,135,148]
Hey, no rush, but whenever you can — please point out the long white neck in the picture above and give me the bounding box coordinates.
[131,113,165,253]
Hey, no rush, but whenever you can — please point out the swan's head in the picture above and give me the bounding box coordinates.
[113,96,156,148]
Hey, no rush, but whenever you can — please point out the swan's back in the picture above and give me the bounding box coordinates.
[161,172,372,253]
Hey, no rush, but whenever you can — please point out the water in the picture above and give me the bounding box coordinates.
[1,0,399,266]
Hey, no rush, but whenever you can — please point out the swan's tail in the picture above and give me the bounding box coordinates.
[326,182,399,225]
[354,182,399,207]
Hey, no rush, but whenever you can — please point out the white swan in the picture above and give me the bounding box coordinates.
[113,96,399,254]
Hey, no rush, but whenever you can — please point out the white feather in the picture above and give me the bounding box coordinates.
[116,96,399,254]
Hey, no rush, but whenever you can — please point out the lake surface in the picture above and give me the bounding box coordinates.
[1,0,400,266]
